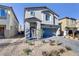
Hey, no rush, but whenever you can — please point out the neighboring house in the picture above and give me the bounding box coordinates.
[76,20,79,30]
[0,5,19,38]
[59,17,77,32]
[24,6,59,40]
[18,24,24,32]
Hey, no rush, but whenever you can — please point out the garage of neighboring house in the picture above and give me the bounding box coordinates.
[0,25,5,38]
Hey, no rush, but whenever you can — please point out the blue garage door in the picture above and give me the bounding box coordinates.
[42,28,55,38]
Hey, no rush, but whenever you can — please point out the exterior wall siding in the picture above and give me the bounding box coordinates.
[59,18,76,31]
[24,7,59,39]
[0,7,19,38]
[25,9,58,25]
[76,20,79,30]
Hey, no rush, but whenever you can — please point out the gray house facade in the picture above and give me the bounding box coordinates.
[24,6,59,40]
[0,5,19,38]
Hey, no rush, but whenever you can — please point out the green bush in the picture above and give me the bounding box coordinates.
[26,40,35,45]
[23,48,32,55]
[42,50,61,56]
[42,40,48,43]
[49,50,60,56]
[28,42,35,45]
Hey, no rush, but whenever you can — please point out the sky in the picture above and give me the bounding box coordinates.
[0,3,79,27]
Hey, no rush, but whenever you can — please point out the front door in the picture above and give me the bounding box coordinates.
[0,26,4,38]
[30,28,37,39]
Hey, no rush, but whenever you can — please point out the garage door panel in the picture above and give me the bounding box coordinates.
[42,28,56,38]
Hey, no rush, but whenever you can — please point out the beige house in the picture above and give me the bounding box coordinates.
[76,20,79,30]
[59,17,77,32]
[0,5,19,38]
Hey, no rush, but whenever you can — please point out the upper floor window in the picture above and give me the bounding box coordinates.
[30,11,35,16]
[0,9,6,17]
[45,14,50,21]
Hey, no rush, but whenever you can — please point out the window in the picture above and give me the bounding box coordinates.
[45,14,50,21]
[30,11,35,16]
[0,9,6,17]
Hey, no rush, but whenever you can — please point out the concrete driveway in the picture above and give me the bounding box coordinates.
[46,36,79,55]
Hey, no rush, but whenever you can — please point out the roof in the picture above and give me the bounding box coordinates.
[0,5,19,23]
[25,6,47,10]
[42,10,59,17]
[0,5,10,9]
[25,17,42,22]
[10,7,19,23]
[59,17,77,20]
[25,6,59,17]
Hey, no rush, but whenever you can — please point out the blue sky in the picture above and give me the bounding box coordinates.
[1,3,79,27]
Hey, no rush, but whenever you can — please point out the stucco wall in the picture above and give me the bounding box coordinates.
[59,18,76,31]
[25,9,58,25]
[0,8,19,38]
[24,8,59,39]
[7,9,19,37]
[76,20,79,30]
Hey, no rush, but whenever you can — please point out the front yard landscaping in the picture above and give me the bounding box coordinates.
[23,39,77,56]
[0,36,79,56]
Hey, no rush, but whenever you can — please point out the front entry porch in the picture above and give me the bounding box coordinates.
[30,22,37,39]
[25,17,41,40]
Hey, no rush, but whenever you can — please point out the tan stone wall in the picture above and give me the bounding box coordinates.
[59,18,76,31]
[76,20,79,30]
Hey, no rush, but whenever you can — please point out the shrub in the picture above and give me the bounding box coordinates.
[26,40,28,43]
[49,40,55,43]
[42,51,48,56]
[49,43,55,46]
[28,42,35,45]
[57,43,62,45]
[65,46,72,51]
[42,50,60,56]
[26,40,35,45]
[49,50,60,56]
[23,48,32,55]
[59,49,65,53]
[49,40,56,46]
[42,40,48,43]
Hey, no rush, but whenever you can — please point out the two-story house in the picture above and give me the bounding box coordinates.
[24,6,59,40]
[59,17,77,32]
[0,5,19,38]
[76,20,79,30]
